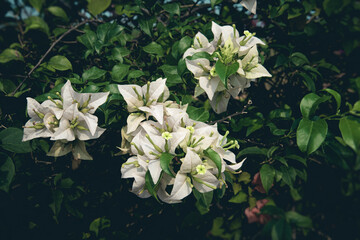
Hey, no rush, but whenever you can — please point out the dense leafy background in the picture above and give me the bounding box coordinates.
[0,0,359,239]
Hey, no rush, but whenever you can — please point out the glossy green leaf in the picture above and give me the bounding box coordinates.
[300,93,330,119]
[48,6,69,21]
[290,52,309,66]
[145,171,159,202]
[0,127,32,153]
[228,191,247,204]
[187,106,209,122]
[48,55,72,71]
[111,64,130,82]
[0,153,15,192]
[285,211,312,228]
[204,148,222,177]
[237,146,267,158]
[260,164,275,193]
[24,16,50,36]
[0,49,24,63]
[162,3,180,15]
[297,118,328,154]
[323,88,341,111]
[82,66,107,81]
[29,0,45,12]
[143,42,164,56]
[160,152,175,177]
[78,31,97,50]
[88,0,111,16]
[215,61,239,88]
[339,117,360,152]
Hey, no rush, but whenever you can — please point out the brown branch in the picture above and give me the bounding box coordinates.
[209,99,252,125]
[11,18,100,96]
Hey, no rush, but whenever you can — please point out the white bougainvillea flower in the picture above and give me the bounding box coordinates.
[211,21,240,49]
[183,32,215,58]
[23,97,55,141]
[168,149,219,202]
[51,103,105,142]
[238,30,265,56]
[242,46,272,79]
[121,155,150,198]
[60,80,109,135]
[241,0,257,14]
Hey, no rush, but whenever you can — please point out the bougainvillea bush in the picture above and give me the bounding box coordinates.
[1,0,360,239]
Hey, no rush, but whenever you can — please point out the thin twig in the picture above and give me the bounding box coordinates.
[209,100,252,124]
[11,18,100,96]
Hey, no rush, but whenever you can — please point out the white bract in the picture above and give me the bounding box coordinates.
[22,80,109,162]
[183,22,271,114]
[240,0,257,14]
[119,94,246,204]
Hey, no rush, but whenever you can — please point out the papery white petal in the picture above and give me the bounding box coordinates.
[76,126,105,141]
[139,104,164,125]
[185,58,210,78]
[80,113,98,136]
[240,0,257,14]
[180,149,202,173]
[226,158,246,171]
[169,173,192,201]
[26,97,46,119]
[238,36,265,56]
[148,160,162,183]
[142,78,167,103]
[86,92,109,114]
[22,120,53,141]
[246,64,272,79]
[126,113,146,134]
[61,80,76,110]
[51,119,75,141]
[118,84,144,112]
[169,128,188,153]
[194,32,210,49]
[193,171,219,193]
[199,76,220,101]
[41,100,63,119]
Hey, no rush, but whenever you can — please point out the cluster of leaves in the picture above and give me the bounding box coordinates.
[0,0,359,239]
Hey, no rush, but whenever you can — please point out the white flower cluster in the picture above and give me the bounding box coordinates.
[184,21,271,114]
[22,80,109,161]
[118,78,245,203]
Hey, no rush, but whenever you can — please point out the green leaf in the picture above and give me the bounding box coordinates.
[186,106,209,122]
[0,127,32,153]
[88,0,111,16]
[161,3,180,15]
[271,219,292,240]
[285,211,312,228]
[339,117,360,152]
[24,16,50,36]
[228,191,247,204]
[211,0,223,8]
[160,152,175,177]
[237,147,267,157]
[78,31,97,50]
[215,61,239,88]
[89,217,111,237]
[82,66,107,81]
[297,118,328,154]
[143,42,164,56]
[300,93,330,119]
[322,88,341,111]
[260,164,275,193]
[111,64,130,82]
[145,171,159,202]
[290,52,309,66]
[49,190,64,221]
[96,22,123,44]
[0,49,24,63]
[204,148,222,177]
[0,153,15,192]
[29,0,45,12]
[138,18,155,37]
[48,6,69,21]
[193,189,213,214]
[128,70,145,79]
[48,55,72,71]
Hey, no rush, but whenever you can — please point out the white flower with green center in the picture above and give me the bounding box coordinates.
[183,32,215,58]
[118,78,170,133]
[162,131,173,140]
[167,149,219,202]
[241,46,272,79]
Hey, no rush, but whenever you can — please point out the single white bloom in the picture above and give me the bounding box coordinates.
[241,46,272,79]
[183,32,215,58]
